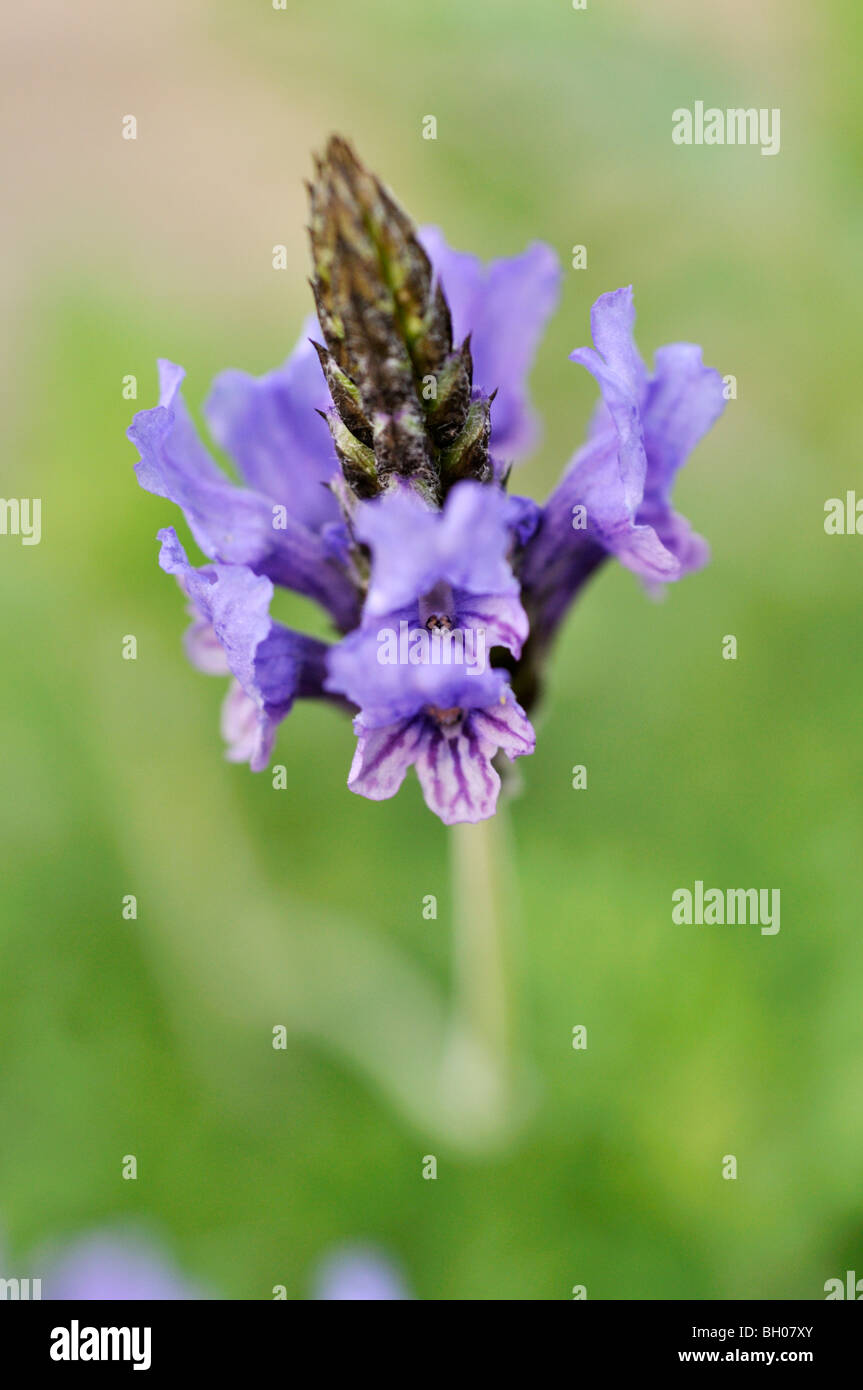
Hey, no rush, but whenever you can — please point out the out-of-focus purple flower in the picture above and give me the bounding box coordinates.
[312,1244,410,1301]
[130,137,724,824]
[43,1232,203,1301]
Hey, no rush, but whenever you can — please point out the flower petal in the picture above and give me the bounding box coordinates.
[183,612,230,676]
[158,527,329,770]
[414,694,534,826]
[469,692,536,761]
[220,680,275,771]
[455,591,529,659]
[325,616,508,729]
[204,322,340,534]
[347,715,427,801]
[643,344,726,489]
[569,287,648,514]
[520,287,724,639]
[356,479,522,618]
[130,361,358,629]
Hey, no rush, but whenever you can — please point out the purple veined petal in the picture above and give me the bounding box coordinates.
[159,528,330,770]
[347,690,534,825]
[347,714,427,801]
[312,1245,410,1301]
[356,479,521,619]
[420,227,561,465]
[414,704,519,827]
[415,722,501,825]
[129,361,359,630]
[469,688,536,761]
[455,591,529,659]
[204,320,341,534]
[43,1232,204,1301]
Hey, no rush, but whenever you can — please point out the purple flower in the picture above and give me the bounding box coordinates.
[518,286,725,649]
[347,694,534,827]
[311,1244,410,1300]
[42,1231,204,1301]
[325,481,534,824]
[130,138,724,825]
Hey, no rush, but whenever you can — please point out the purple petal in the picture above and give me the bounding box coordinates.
[568,287,648,514]
[506,492,542,548]
[347,693,534,825]
[204,322,340,534]
[218,679,273,769]
[421,228,560,465]
[184,611,230,675]
[470,690,536,761]
[356,480,522,619]
[641,342,725,505]
[326,617,508,729]
[159,527,329,770]
[520,287,724,638]
[44,1233,202,1301]
[455,591,528,658]
[312,1245,410,1301]
[347,715,427,800]
[129,361,358,629]
[415,694,535,826]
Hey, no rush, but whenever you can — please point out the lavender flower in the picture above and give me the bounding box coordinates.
[130,136,724,825]
[42,1231,203,1300]
[311,1244,410,1300]
[326,480,533,824]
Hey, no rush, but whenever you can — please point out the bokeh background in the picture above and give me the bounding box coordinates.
[1,0,861,1299]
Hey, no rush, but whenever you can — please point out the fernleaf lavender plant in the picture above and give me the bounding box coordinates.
[130,137,725,826]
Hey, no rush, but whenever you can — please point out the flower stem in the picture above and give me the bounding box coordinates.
[449,810,516,1096]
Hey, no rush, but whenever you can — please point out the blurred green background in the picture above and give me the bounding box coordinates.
[2,0,862,1299]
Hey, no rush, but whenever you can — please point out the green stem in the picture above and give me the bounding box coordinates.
[449,809,516,1095]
